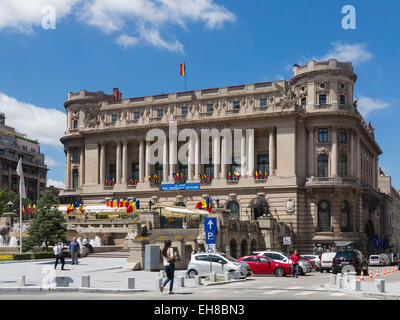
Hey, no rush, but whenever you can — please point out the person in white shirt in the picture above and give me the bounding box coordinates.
[53,242,65,270]
[160,240,177,295]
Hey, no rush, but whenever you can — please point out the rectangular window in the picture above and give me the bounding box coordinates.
[0,149,4,155]
[2,163,8,169]
[319,94,327,105]
[206,104,213,113]
[233,101,240,110]
[301,97,307,106]
[260,99,267,107]
[134,112,140,120]
[22,145,27,151]
[73,119,78,129]
[39,171,45,178]
[157,109,163,118]
[318,128,328,143]
[72,147,80,161]
[11,177,17,185]
[154,163,163,182]
[131,163,139,180]
[257,154,269,177]
[339,129,347,143]
[204,158,214,180]
[2,175,8,184]
[181,106,188,115]
[340,95,346,105]
[111,114,117,122]
[31,148,36,153]
[109,164,116,180]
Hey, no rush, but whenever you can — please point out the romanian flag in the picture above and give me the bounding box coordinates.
[28,204,31,214]
[33,203,36,212]
[22,206,25,215]
[79,202,85,213]
[228,172,232,180]
[113,198,118,207]
[265,171,268,178]
[180,63,185,76]
[255,171,258,178]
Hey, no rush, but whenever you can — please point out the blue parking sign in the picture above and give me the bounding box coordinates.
[205,229,216,244]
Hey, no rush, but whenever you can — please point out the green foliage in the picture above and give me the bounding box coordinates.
[13,253,31,260]
[32,252,55,259]
[0,189,19,215]
[24,190,67,251]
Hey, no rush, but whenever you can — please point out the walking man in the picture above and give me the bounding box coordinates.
[290,249,301,278]
[69,237,80,265]
[54,242,65,270]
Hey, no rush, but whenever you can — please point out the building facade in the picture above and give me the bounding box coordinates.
[0,113,48,200]
[60,59,383,255]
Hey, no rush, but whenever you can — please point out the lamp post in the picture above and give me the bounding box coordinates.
[148,199,154,211]
[7,201,13,211]
[215,196,220,208]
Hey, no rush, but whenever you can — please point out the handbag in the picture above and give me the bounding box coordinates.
[166,249,175,264]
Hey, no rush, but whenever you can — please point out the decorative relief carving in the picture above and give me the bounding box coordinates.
[83,105,101,128]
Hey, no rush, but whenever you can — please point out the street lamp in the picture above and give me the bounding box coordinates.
[215,196,220,208]
[148,199,154,211]
[7,201,13,211]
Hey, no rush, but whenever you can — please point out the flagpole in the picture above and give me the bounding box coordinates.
[184,62,187,91]
[19,182,22,254]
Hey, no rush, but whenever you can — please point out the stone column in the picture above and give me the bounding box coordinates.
[247,129,254,177]
[194,132,200,180]
[80,145,85,187]
[163,136,168,182]
[331,128,338,177]
[188,136,194,180]
[65,147,71,189]
[220,135,226,180]
[122,140,128,184]
[349,131,354,177]
[241,131,247,177]
[139,138,144,181]
[356,137,361,180]
[213,134,220,179]
[169,134,177,181]
[99,143,105,185]
[116,141,122,184]
[268,127,275,175]
[145,140,151,180]
[308,127,314,176]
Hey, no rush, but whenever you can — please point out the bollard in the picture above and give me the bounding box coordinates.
[176,276,185,287]
[21,275,26,287]
[342,272,348,288]
[128,278,135,289]
[336,274,343,288]
[159,270,166,279]
[375,279,385,293]
[155,278,162,290]
[81,275,90,288]
[224,271,230,281]
[351,279,361,291]
[195,275,202,285]
[210,272,217,282]
[330,274,336,286]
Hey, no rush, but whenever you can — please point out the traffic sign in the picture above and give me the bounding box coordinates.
[206,244,216,253]
[204,217,217,232]
[205,230,216,244]
[283,237,291,245]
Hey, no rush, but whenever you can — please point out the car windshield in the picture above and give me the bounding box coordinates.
[282,253,290,258]
[223,255,238,262]
[370,256,379,260]
[336,251,356,258]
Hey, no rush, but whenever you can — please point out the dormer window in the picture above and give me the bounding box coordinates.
[233,100,240,110]
[340,95,346,105]
[206,104,213,113]
[181,106,188,115]
[319,94,327,105]
[73,119,78,129]
[111,114,117,122]
[134,112,140,120]
[157,109,163,118]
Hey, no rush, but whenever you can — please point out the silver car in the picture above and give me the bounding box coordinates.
[186,253,250,279]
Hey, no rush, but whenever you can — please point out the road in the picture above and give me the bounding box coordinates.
[0,272,372,300]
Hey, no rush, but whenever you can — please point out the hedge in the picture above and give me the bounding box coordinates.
[13,254,32,260]
[32,252,55,259]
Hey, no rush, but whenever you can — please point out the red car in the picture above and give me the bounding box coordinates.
[303,258,316,271]
[237,255,293,277]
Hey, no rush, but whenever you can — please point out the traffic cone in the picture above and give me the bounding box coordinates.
[376,269,380,277]
[392,267,394,273]
[360,270,365,281]
[383,267,386,275]
[368,270,373,279]
[396,266,398,272]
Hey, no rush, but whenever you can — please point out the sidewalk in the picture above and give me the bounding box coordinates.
[324,267,400,299]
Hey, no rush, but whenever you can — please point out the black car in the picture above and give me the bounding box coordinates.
[332,250,368,275]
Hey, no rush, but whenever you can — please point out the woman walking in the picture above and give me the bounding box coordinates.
[160,240,177,295]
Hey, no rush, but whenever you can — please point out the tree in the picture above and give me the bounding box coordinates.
[0,189,19,214]
[25,190,67,251]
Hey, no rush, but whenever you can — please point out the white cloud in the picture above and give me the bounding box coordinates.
[357,95,390,117]
[115,34,139,48]
[45,156,61,166]
[47,179,65,189]
[0,92,66,147]
[0,0,79,32]
[319,42,373,65]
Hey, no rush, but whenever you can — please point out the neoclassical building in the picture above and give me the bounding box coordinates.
[60,59,383,255]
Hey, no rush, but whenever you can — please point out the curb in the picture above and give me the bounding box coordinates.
[0,287,149,294]
[203,278,251,286]
[323,283,400,300]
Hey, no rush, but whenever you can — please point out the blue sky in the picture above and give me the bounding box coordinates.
[0,0,398,189]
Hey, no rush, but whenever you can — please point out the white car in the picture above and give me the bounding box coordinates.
[378,253,390,266]
[320,252,336,273]
[369,255,383,266]
[253,251,309,275]
[186,253,251,279]
[302,254,321,271]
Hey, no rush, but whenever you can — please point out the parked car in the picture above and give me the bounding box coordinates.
[237,255,292,277]
[186,253,251,279]
[378,253,390,266]
[332,250,368,275]
[253,251,309,275]
[302,254,321,271]
[302,258,316,272]
[320,252,336,273]
[369,255,384,266]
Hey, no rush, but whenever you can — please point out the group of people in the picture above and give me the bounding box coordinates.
[53,237,93,270]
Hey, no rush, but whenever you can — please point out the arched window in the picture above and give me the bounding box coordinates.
[240,239,248,257]
[72,169,79,189]
[318,154,328,177]
[229,239,237,258]
[250,239,257,253]
[317,200,331,232]
[340,201,351,232]
[226,201,240,219]
[339,155,347,177]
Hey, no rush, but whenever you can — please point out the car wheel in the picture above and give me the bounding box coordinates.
[187,269,198,279]
[274,267,285,277]
[320,269,323,273]
[332,270,337,275]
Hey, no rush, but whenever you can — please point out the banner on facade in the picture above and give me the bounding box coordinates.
[160,183,200,191]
